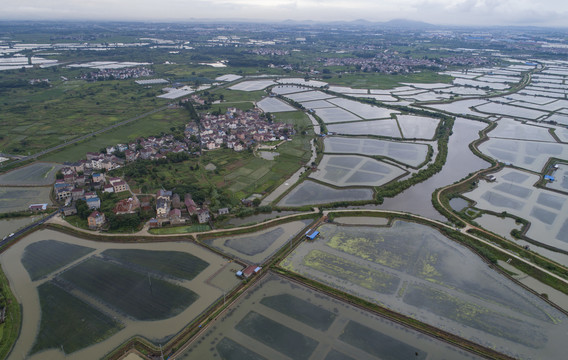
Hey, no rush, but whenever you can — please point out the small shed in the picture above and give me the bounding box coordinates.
[305,229,319,240]
[544,175,555,182]
[237,265,261,279]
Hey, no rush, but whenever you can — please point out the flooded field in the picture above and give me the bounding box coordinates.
[179,273,481,360]
[270,85,309,95]
[204,220,312,264]
[487,118,555,142]
[285,90,334,102]
[229,80,275,91]
[475,214,523,241]
[256,97,295,113]
[0,186,52,213]
[281,220,568,359]
[478,138,568,172]
[0,162,62,186]
[313,106,361,123]
[449,197,469,212]
[323,136,429,167]
[309,155,405,187]
[423,99,490,118]
[546,163,568,193]
[463,168,568,253]
[327,97,396,119]
[474,102,548,120]
[277,180,374,207]
[327,119,402,138]
[1,229,241,360]
[396,114,440,140]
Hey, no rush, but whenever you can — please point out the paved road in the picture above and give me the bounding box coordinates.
[1,105,169,168]
[0,209,60,249]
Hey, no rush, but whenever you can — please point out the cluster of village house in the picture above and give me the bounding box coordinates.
[80,66,153,81]
[45,104,293,231]
[198,107,294,151]
[320,54,490,74]
[53,165,219,231]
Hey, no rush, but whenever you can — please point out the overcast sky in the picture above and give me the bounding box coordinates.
[2,0,567,27]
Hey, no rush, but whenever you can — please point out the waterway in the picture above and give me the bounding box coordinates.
[378,117,490,221]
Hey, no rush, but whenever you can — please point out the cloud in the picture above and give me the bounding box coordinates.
[1,0,567,27]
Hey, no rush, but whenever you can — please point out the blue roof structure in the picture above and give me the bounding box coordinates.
[306,230,319,240]
[544,175,555,181]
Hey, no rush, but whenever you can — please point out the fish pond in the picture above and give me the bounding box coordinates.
[178,273,481,360]
[281,219,568,359]
[277,180,374,207]
[1,229,241,360]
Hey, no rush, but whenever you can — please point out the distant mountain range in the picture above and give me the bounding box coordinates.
[281,18,435,29]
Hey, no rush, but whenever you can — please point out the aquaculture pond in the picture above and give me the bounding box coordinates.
[310,155,405,187]
[395,114,440,140]
[1,229,241,360]
[281,219,568,359]
[277,180,374,207]
[204,220,312,264]
[478,138,568,173]
[327,119,402,138]
[323,136,429,168]
[178,273,481,360]
[463,167,568,253]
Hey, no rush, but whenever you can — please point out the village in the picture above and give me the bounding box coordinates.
[45,103,294,232]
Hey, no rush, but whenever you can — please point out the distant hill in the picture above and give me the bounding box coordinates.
[380,19,435,29]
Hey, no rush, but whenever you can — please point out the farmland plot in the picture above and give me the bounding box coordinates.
[313,107,361,124]
[179,273,480,360]
[327,98,396,119]
[281,220,568,359]
[0,162,62,186]
[488,118,555,142]
[256,97,296,113]
[0,187,52,213]
[229,80,275,91]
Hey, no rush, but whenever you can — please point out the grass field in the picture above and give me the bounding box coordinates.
[326,71,453,89]
[21,240,95,281]
[32,282,123,355]
[148,224,210,234]
[41,108,190,162]
[59,257,199,320]
[0,268,21,360]
[0,77,169,155]
[101,249,209,281]
[0,187,52,214]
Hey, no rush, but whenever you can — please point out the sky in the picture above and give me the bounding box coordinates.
[2,0,568,27]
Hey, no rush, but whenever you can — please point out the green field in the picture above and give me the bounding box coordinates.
[326,71,453,89]
[148,224,211,234]
[32,282,123,355]
[59,257,199,320]
[0,268,21,360]
[0,187,52,214]
[101,249,209,281]
[0,162,62,186]
[0,77,169,155]
[21,240,95,281]
[41,108,190,162]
